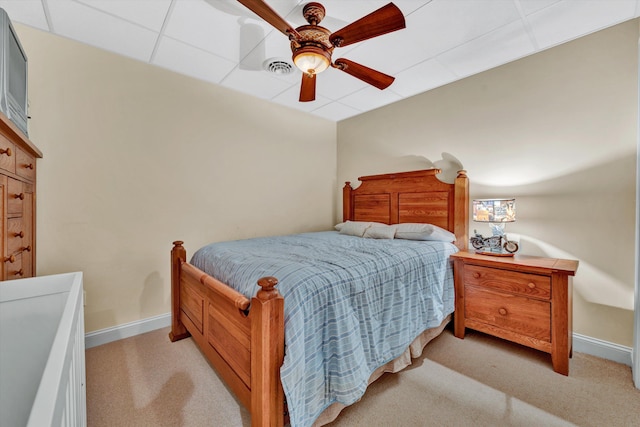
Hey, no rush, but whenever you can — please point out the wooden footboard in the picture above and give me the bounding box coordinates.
[169,241,285,427]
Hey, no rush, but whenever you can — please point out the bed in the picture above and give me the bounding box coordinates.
[169,168,469,427]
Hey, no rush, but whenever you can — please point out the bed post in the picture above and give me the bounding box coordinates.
[454,170,469,251]
[169,241,190,342]
[251,276,285,427]
[343,182,353,221]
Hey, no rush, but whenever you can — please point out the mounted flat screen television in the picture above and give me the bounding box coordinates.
[0,8,28,137]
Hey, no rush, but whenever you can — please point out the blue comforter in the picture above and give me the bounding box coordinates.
[191,231,457,427]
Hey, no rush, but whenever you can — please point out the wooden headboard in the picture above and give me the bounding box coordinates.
[343,169,469,250]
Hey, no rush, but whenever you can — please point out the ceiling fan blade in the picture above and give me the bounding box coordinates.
[334,58,394,90]
[237,0,301,39]
[329,3,405,48]
[299,73,316,102]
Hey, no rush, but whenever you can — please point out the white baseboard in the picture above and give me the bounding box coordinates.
[573,333,633,366]
[84,314,634,369]
[85,312,171,349]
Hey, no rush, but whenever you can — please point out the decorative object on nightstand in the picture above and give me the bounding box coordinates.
[470,198,519,256]
[451,251,579,375]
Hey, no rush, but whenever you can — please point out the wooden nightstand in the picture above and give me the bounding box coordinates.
[451,251,579,375]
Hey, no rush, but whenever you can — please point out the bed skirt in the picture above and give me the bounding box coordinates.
[313,314,451,426]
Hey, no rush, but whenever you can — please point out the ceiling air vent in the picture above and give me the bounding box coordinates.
[263,58,294,75]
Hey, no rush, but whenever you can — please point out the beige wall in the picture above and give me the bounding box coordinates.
[338,19,639,347]
[16,25,337,333]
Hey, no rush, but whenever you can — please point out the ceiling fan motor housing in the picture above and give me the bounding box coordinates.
[291,25,333,74]
[302,2,326,25]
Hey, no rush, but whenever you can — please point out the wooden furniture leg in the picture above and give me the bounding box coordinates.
[251,277,285,427]
[169,241,190,342]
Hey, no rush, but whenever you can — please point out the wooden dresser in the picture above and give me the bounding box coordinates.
[0,112,41,280]
[451,251,579,375]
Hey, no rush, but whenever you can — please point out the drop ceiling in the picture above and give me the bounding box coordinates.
[1,0,639,121]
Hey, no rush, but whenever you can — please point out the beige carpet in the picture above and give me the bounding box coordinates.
[85,326,640,426]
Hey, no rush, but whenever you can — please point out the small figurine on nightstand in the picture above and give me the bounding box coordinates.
[471,229,519,255]
[471,198,519,256]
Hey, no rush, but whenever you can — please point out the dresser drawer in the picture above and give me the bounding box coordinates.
[15,147,36,181]
[7,178,23,215]
[464,264,551,300]
[7,218,24,255]
[465,285,551,342]
[4,252,24,280]
[0,134,15,173]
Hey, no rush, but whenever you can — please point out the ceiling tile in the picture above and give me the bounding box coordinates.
[403,0,521,59]
[222,67,294,99]
[437,19,536,78]
[392,58,458,97]
[527,0,639,49]
[339,27,416,75]
[235,0,303,26]
[314,69,369,101]
[0,0,49,31]
[243,28,298,72]
[46,0,159,61]
[152,36,236,84]
[518,0,563,16]
[338,85,403,111]
[311,101,362,121]
[394,0,435,16]
[163,0,272,62]
[76,0,172,32]
[272,85,334,112]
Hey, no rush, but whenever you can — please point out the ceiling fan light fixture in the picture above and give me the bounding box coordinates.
[292,45,331,75]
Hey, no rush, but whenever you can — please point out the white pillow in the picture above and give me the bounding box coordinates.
[363,224,396,239]
[394,223,456,242]
[335,221,353,231]
[335,221,386,232]
[338,221,373,237]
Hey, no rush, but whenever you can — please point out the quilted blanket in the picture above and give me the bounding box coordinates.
[191,231,457,427]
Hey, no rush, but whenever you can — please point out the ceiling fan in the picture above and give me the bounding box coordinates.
[237,1,406,102]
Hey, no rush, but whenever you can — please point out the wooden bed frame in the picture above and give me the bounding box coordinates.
[169,169,469,427]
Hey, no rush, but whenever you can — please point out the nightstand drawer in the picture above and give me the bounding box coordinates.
[464,265,551,300]
[465,285,551,342]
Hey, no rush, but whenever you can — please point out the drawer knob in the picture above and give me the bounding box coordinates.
[0,147,11,156]
[4,255,15,263]
[22,245,31,253]
[14,193,24,200]
[24,163,34,170]
[14,231,24,238]
[499,308,508,316]
[14,268,24,277]
[472,272,481,279]
[528,282,536,289]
